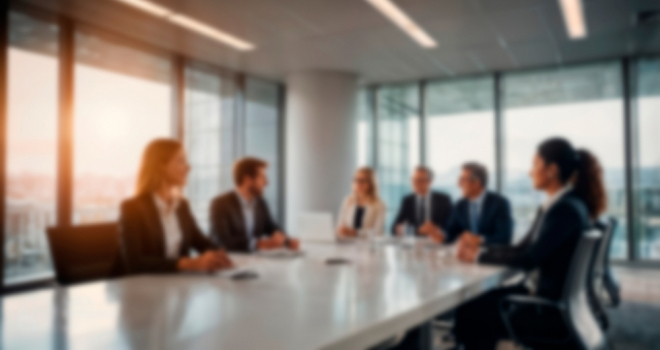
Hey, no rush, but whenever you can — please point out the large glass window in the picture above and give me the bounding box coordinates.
[5,11,59,283]
[502,62,627,255]
[356,88,375,167]
[377,84,420,230]
[425,77,496,200]
[634,57,660,260]
[4,12,58,283]
[184,65,236,232]
[245,78,281,220]
[73,30,173,224]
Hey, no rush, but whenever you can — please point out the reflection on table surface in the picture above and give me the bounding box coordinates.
[1,240,512,350]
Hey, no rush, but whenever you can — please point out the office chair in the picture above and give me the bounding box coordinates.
[47,223,125,285]
[499,229,608,350]
[588,218,621,330]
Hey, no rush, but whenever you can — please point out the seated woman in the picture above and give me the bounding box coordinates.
[336,167,386,238]
[452,137,607,349]
[119,139,233,274]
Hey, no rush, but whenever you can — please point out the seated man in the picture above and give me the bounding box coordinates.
[391,166,452,239]
[442,162,513,246]
[210,157,299,253]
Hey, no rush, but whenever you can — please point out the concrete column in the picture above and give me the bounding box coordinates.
[285,71,358,233]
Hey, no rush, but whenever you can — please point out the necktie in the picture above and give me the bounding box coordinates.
[417,197,426,226]
[470,202,480,233]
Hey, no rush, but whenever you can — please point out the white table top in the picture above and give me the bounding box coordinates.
[2,240,513,350]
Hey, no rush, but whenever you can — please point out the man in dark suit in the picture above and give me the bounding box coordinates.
[443,162,513,246]
[210,157,300,253]
[391,166,452,239]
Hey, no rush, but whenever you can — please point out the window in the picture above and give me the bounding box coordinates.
[356,88,375,167]
[245,78,281,220]
[425,77,496,200]
[184,65,236,232]
[502,62,627,255]
[4,12,58,283]
[73,30,173,224]
[634,57,660,260]
[377,84,420,229]
[5,11,59,283]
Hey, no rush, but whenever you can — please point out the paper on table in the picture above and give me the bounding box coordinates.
[255,248,305,259]
[215,266,257,279]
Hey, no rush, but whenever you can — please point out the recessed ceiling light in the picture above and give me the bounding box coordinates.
[558,0,587,39]
[363,0,438,49]
[114,0,255,51]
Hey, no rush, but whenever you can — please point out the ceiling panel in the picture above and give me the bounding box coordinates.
[12,0,660,84]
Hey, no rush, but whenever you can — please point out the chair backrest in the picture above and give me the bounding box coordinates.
[594,218,617,280]
[47,223,124,285]
[563,229,606,350]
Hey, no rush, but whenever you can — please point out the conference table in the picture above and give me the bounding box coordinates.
[2,239,516,350]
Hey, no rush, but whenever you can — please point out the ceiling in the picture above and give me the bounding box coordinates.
[13,0,660,84]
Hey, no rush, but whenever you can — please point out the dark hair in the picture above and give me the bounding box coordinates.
[462,162,488,188]
[537,138,607,219]
[415,166,434,181]
[233,157,268,186]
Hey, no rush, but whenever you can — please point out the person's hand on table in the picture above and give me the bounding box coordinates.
[286,237,300,251]
[395,224,405,237]
[458,231,483,249]
[456,243,480,263]
[338,226,357,238]
[177,250,233,272]
[418,221,444,243]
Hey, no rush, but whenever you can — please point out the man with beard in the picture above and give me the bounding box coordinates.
[210,157,299,253]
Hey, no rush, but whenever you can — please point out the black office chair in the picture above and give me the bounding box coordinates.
[499,229,608,350]
[47,223,125,285]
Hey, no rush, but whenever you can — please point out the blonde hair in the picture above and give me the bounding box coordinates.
[355,167,381,204]
[135,138,183,196]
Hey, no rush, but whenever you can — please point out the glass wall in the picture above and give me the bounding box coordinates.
[634,58,660,260]
[184,65,236,232]
[356,88,375,167]
[377,84,420,229]
[425,77,496,200]
[502,62,627,250]
[245,78,281,220]
[4,11,59,283]
[73,30,173,224]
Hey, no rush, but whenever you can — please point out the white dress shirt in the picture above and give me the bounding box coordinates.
[236,191,258,251]
[152,194,183,259]
[415,193,432,223]
[468,190,487,233]
[337,195,386,237]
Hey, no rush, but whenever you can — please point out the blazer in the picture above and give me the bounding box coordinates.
[445,191,514,245]
[479,190,591,300]
[391,191,453,234]
[210,191,281,253]
[336,195,387,236]
[119,193,217,274]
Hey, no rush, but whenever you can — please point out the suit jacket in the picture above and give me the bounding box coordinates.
[336,195,387,236]
[445,191,514,245]
[391,191,453,234]
[210,191,280,253]
[119,193,217,274]
[479,190,590,300]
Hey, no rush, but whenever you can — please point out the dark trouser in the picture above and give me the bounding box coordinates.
[453,285,528,350]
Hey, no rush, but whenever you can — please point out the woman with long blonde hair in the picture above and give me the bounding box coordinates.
[119,138,233,273]
[336,167,386,238]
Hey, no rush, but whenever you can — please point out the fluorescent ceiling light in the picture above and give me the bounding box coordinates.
[114,0,255,51]
[558,0,587,39]
[363,0,437,49]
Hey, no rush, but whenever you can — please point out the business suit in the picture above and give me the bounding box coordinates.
[453,190,591,349]
[445,191,514,245]
[119,193,217,274]
[210,191,280,253]
[336,195,387,236]
[391,191,452,234]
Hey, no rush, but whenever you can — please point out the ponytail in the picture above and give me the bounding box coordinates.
[573,149,607,220]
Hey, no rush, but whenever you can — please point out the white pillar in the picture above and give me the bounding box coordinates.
[285,71,359,234]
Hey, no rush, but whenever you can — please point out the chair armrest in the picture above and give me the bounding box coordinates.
[501,295,565,310]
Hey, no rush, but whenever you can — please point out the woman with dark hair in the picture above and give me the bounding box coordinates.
[451,137,607,349]
[119,138,233,274]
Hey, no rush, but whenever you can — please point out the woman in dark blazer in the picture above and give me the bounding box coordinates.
[119,139,233,274]
[452,138,608,349]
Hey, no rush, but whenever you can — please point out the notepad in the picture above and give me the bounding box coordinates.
[255,248,305,259]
